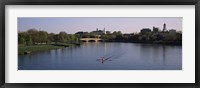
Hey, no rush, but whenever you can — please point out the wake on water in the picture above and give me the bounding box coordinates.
[96,50,126,62]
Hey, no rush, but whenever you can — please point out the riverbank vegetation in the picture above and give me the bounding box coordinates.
[18,28,80,55]
[18,28,182,55]
[18,28,80,45]
[103,31,182,45]
[75,30,182,45]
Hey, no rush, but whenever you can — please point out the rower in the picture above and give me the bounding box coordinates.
[101,57,104,64]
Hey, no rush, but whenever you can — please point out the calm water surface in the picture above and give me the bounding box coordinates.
[18,42,182,70]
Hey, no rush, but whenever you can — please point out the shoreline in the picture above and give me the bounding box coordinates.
[18,41,181,55]
[18,43,80,55]
[81,41,182,46]
[105,41,182,46]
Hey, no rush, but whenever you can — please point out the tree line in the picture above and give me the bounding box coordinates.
[75,30,182,45]
[101,31,182,45]
[18,28,79,46]
[19,28,182,46]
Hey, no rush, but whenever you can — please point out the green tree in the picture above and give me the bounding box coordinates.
[48,33,55,43]
[38,31,48,43]
[58,32,67,43]
[54,34,60,44]
[27,28,39,44]
[18,32,26,45]
[25,35,32,46]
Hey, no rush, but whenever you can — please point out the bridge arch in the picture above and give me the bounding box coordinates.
[88,40,96,42]
[80,38,103,42]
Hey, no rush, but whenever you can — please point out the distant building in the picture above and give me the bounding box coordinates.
[169,29,176,34]
[140,28,151,34]
[103,28,106,34]
[163,23,167,31]
[153,26,159,33]
[93,28,106,35]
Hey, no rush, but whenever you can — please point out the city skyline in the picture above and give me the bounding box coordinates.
[18,17,182,34]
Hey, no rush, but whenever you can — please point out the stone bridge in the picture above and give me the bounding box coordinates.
[80,38,103,42]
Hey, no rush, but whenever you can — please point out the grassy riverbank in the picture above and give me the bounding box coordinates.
[18,45,64,55]
[18,43,81,55]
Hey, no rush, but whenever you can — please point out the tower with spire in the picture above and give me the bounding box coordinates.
[103,27,106,34]
[163,23,166,31]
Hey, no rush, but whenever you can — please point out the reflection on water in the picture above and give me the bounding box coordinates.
[18,42,182,70]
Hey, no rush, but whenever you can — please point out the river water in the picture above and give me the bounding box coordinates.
[18,42,182,70]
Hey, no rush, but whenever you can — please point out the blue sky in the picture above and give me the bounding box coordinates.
[18,17,182,34]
